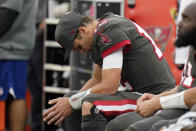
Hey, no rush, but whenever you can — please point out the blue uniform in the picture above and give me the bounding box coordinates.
[0,61,27,100]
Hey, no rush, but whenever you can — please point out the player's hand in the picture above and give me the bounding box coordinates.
[136,97,161,117]
[43,97,73,125]
[137,93,155,105]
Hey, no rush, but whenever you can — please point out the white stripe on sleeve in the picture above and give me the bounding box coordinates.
[102,48,123,70]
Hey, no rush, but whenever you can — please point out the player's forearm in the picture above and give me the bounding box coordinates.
[79,64,102,93]
[184,87,196,108]
[79,77,101,92]
[69,67,120,110]
[79,79,118,96]
[150,86,178,110]
[90,81,118,95]
[157,86,178,97]
[68,80,118,110]
[90,68,121,95]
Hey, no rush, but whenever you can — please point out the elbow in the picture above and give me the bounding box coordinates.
[104,84,118,95]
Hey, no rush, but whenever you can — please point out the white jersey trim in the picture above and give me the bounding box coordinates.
[102,48,123,70]
[96,104,137,111]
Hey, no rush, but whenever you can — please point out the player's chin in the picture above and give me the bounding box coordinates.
[176,31,182,38]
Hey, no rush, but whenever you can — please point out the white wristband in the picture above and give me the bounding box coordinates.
[160,91,188,110]
[69,89,91,110]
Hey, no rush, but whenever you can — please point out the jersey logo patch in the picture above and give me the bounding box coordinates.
[101,34,112,46]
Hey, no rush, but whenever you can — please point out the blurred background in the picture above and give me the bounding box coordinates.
[0,0,191,131]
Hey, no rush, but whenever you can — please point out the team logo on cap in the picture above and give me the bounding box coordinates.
[69,29,75,35]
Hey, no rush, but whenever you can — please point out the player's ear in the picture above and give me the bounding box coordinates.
[78,26,88,35]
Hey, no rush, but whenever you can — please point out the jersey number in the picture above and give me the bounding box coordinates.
[181,61,194,88]
[133,22,163,60]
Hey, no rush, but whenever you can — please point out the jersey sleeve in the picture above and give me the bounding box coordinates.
[95,22,132,59]
[0,0,24,12]
[178,47,196,92]
[102,47,123,70]
[0,0,22,38]
[0,8,19,38]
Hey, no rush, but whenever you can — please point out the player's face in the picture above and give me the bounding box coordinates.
[177,12,195,38]
[175,4,196,48]
[72,26,92,54]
